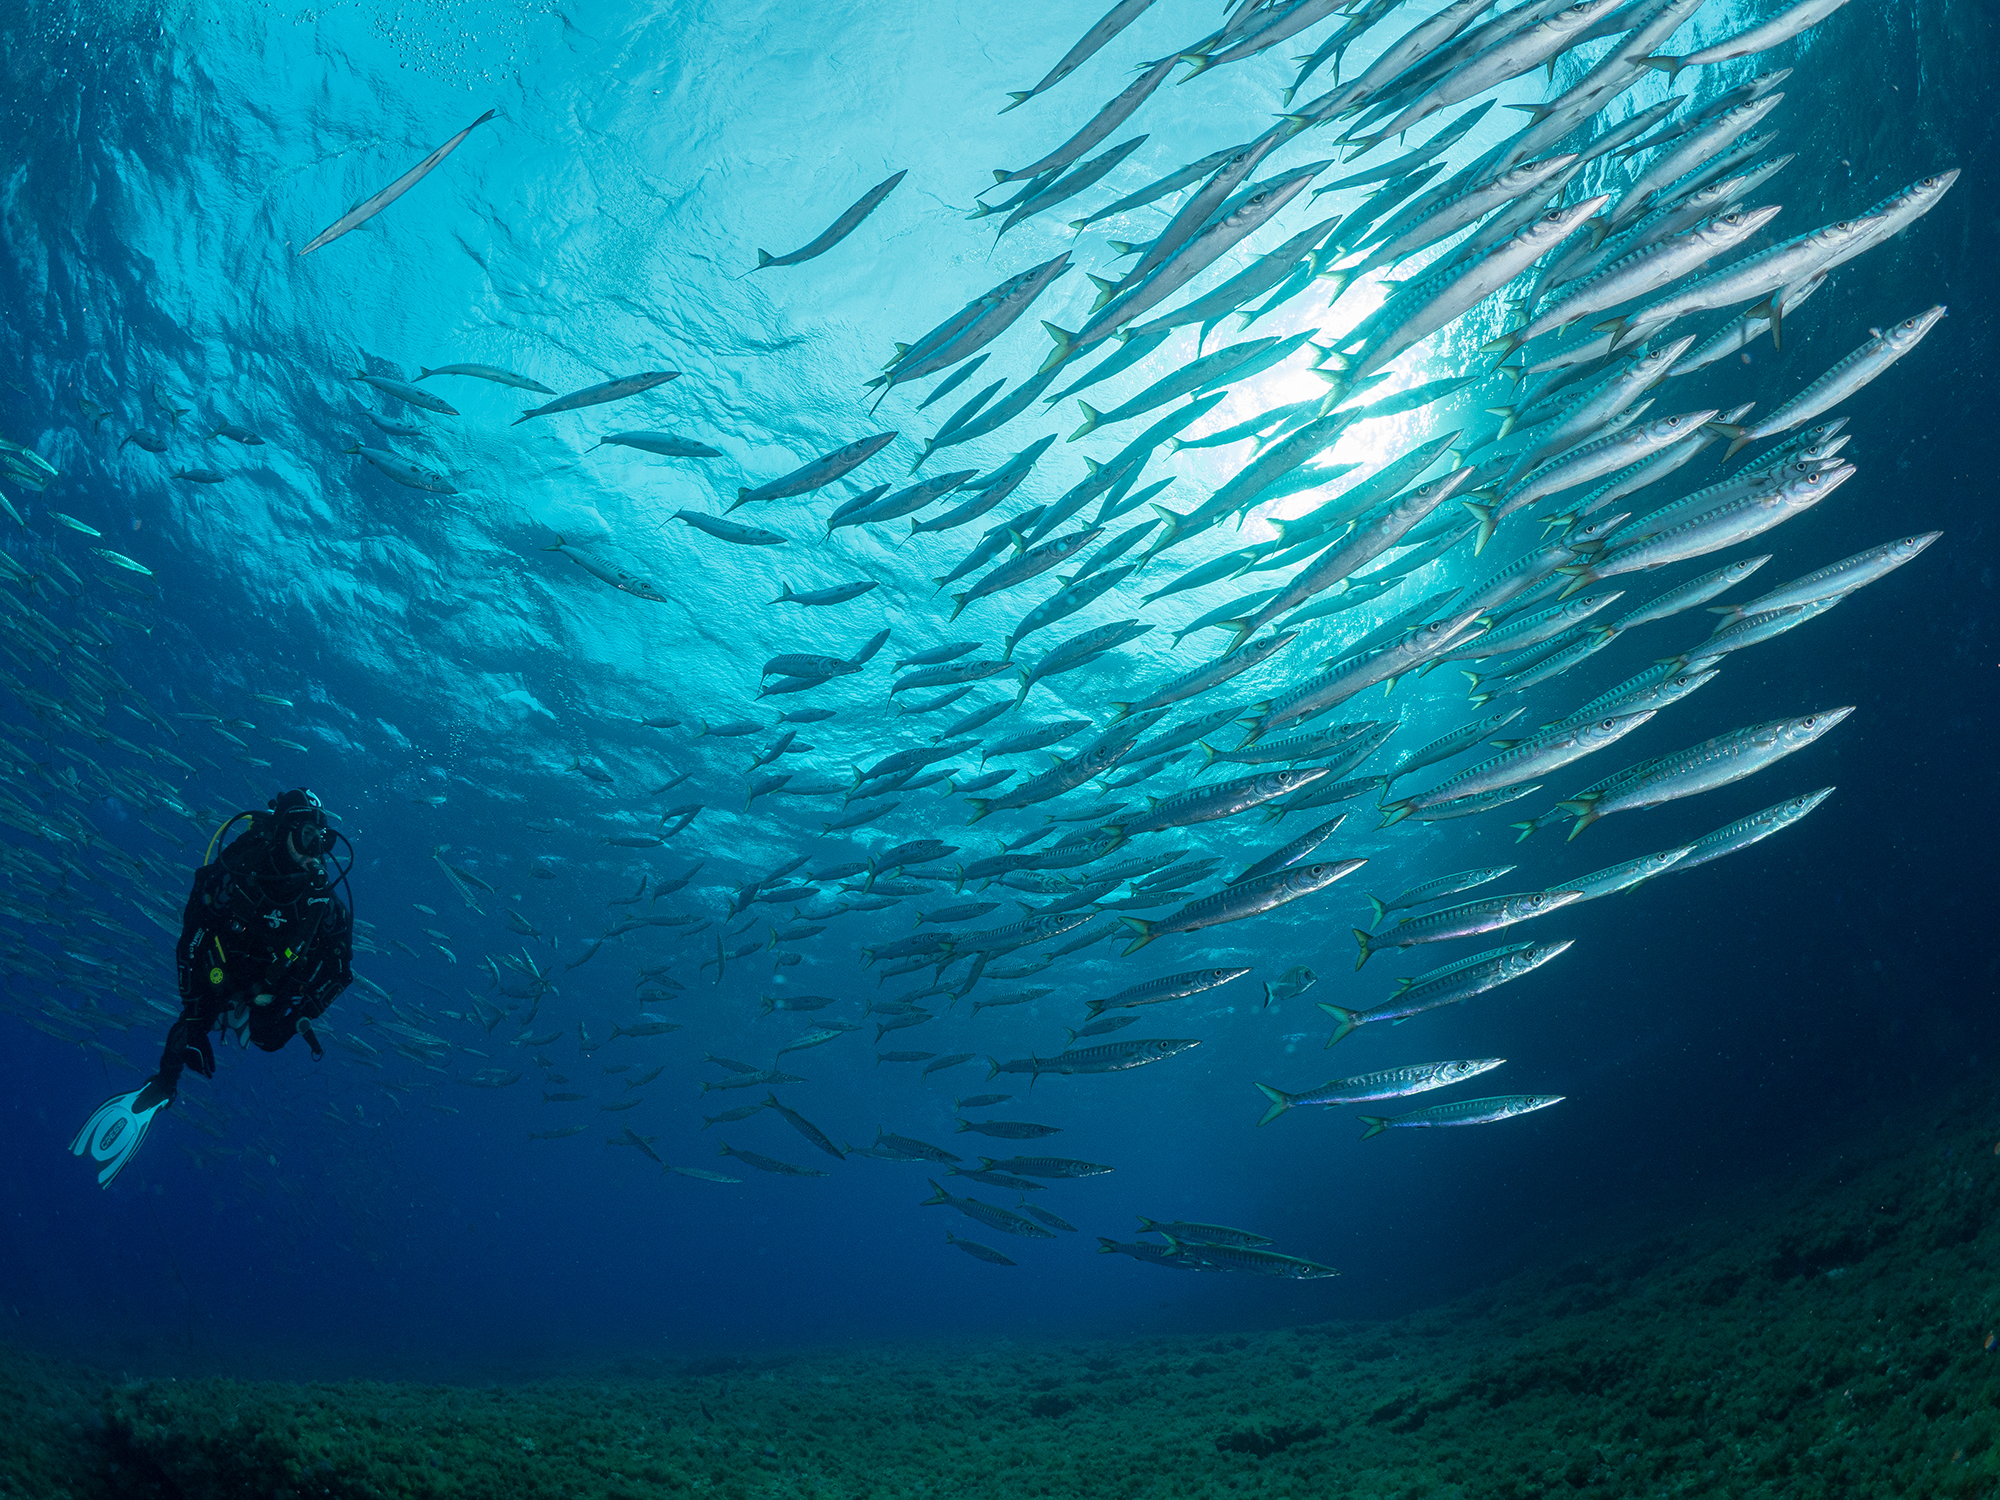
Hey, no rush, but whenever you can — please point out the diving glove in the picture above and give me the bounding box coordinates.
[70,1078,173,1188]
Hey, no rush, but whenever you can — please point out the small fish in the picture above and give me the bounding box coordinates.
[301,109,497,255]
[954,1118,1061,1140]
[1358,1095,1565,1138]
[754,169,907,269]
[342,443,455,493]
[351,372,459,415]
[592,430,724,458]
[1255,1058,1506,1125]
[944,1231,1017,1265]
[717,1142,828,1176]
[676,510,786,546]
[772,579,879,607]
[209,423,265,444]
[515,371,680,425]
[419,363,554,393]
[1261,965,1317,1008]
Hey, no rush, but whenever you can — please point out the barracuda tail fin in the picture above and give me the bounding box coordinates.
[1710,422,1752,462]
[922,1179,951,1204]
[1377,800,1414,829]
[1357,1115,1390,1140]
[1351,927,1374,971]
[1556,566,1599,600]
[1254,1082,1295,1126]
[1068,402,1103,442]
[1038,324,1078,374]
[1117,916,1154,956]
[1319,1002,1361,1048]
[999,90,1035,113]
[1464,500,1499,555]
[1366,893,1388,928]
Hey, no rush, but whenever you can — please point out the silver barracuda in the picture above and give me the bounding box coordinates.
[1573,463,1854,588]
[1613,557,1771,631]
[1365,867,1515,928]
[1666,787,1835,876]
[1322,940,1572,1045]
[1710,533,1939,622]
[1559,709,1852,837]
[1358,1094,1564,1138]
[1380,712,1654,825]
[1354,889,1582,968]
[1119,859,1365,954]
[1255,1058,1506,1125]
[1715,306,1946,459]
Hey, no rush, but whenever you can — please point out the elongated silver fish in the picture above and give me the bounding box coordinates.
[515,371,679,426]
[1358,1094,1563,1138]
[1545,846,1694,904]
[1700,598,1843,656]
[1575,463,1853,587]
[1110,767,1329,837]
[1607,95,1788,231]
[1002,0,1162,111]
[342,443,455,494]
[418,362,553,393]
[990,1037,1201,1078]
[1613,557,1771,631]
[1355,890,1581,969]
[592,430,725,458]
[675,510,785,547]
[754,169,906,270]
[1255,1058,1505,1124]
[1160,1238,1338,1278]
[352,371,458,414]
[1561,709,1851,837]
[1120,859,1365,954]
[1107,632,1298,723]
[1345,197,1610,385]
[735,431,898,510]
[1365,867,1515,929]
[1084,967,1250,1019]
[1323,940,1573,1045]
[1668,787,1835,876]
[1644,0,1855,79]
[1715,306,1946,459]
[301,108,495,255]
[1382,712,1654,825]
[1714,534,1940,622]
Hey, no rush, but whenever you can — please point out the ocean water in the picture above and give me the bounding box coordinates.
[0,0,1993,1445]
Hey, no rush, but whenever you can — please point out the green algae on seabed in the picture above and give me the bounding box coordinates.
[16,1099,2000,1498]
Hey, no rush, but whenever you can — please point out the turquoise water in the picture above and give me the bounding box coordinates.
[0,0,1988,1382]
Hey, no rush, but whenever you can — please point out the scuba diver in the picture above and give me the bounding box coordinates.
[72,788,355,1186]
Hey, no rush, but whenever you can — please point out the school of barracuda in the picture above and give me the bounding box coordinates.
[2,0,1953,1278]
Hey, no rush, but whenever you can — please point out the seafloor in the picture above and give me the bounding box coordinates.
[11,1095,2000,1500]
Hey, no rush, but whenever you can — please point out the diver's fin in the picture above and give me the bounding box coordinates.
[70,1081,172,1188]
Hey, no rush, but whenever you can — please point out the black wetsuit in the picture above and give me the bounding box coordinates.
[154,824,353,1096]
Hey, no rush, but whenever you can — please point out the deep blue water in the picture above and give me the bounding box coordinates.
[0,0,1993,1379]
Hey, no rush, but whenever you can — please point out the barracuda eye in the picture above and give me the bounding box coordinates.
[1599,719,1616,730]
[1802,716,1818,728]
